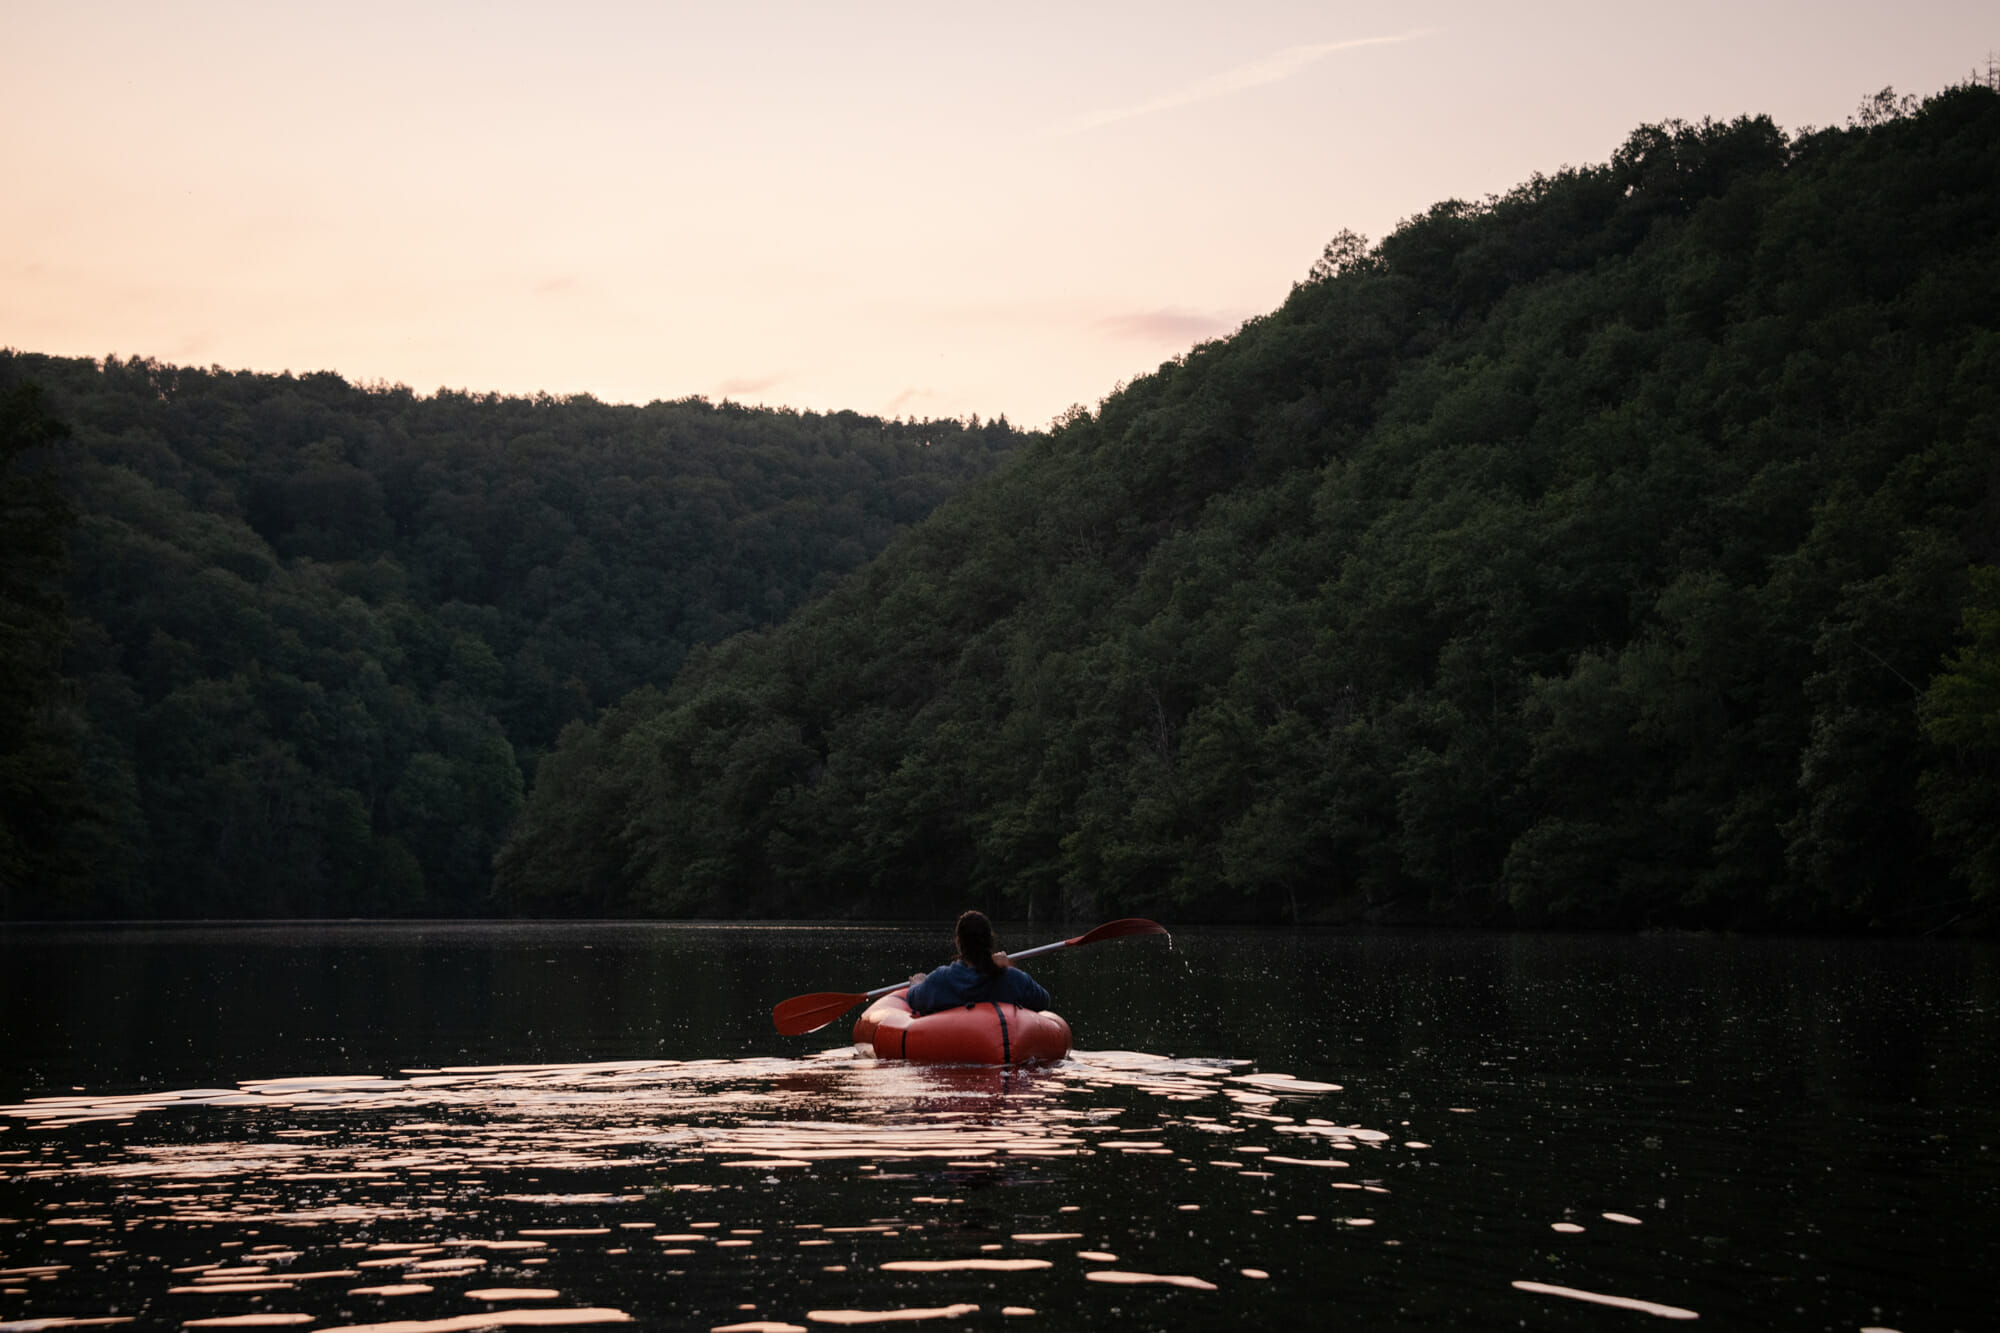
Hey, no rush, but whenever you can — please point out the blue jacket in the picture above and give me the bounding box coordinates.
[907,960,1050,1015]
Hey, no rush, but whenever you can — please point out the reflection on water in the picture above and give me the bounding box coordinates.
[1,1051,1404,1330]
[2,924,1997,1330]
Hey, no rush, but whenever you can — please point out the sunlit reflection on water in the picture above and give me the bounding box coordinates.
[0,1051,1422,1329]
[8,924,1991,1331]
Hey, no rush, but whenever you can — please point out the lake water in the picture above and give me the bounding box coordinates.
[1,923,1994,1332]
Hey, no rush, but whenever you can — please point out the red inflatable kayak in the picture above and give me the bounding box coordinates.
[853,993,1072,1065]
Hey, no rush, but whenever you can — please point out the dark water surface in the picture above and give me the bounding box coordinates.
[1,923,1994,1332]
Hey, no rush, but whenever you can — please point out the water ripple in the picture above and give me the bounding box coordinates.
[0,1051,1398,1330]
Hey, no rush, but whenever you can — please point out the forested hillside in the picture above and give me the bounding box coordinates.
[499,85,2000,931]
[0,355,1023,917]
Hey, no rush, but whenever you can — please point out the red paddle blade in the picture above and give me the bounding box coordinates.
[772,990,867,1037]
[1068,917,1169,947]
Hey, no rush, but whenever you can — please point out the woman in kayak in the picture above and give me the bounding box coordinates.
[906,909,1051,1014]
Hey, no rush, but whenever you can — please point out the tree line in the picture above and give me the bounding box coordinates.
[497,83,2000,932]
[0,356,1023,917]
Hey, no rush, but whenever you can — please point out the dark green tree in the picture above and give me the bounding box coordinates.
[501,81,2000,933]
[0,379,89,914]
[1,348,1025,917]
[1919,567,2000,907]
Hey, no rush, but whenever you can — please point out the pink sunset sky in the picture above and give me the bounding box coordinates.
[4,1,1992,427]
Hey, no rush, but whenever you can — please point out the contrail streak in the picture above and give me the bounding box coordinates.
[1054,30,1437,135]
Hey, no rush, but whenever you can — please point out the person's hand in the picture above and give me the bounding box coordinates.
[908,972,927,985]
[992,951,1012,969]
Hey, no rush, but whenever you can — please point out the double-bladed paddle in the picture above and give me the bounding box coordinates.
[770,917,1169,1036]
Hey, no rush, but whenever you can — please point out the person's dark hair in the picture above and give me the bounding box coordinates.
[955,910,999,977]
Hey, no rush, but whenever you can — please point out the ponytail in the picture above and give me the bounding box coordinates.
[955,910,1000,978]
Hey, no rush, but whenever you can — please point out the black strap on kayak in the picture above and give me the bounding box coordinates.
[990,1001,1011,1065]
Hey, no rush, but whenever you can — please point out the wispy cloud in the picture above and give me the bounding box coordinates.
[884,386,938,416]
[1095,308,1236,344]
[1054,30,1436,135]
[715,373,787,398]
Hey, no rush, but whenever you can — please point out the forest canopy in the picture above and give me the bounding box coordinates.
[0,354,1023,918]
[496,84,2000,932]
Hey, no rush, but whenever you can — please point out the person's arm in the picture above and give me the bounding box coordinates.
[1001,966,1050,1011]
[907,964,953,1014]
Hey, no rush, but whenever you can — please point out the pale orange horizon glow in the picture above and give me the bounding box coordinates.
[4,1,1992,426]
